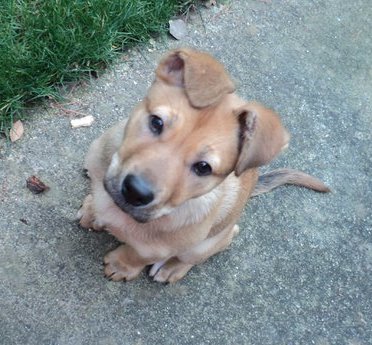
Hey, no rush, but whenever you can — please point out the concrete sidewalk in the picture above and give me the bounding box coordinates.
[1,1,371,344]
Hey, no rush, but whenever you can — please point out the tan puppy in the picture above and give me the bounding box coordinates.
[78,48,329,283]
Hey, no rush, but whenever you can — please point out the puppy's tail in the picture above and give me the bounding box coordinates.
[252,168,331,197]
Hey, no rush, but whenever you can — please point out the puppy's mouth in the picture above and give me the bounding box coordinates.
[103,175,158,223]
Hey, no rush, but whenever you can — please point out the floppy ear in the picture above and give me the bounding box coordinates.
[155,48,235,108]
[235,103,290,176]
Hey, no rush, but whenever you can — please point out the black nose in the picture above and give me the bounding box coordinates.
[122,174,154,206]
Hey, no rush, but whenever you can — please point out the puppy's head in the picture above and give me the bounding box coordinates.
[104,48,289,223]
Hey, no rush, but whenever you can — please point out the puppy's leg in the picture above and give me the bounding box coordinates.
[77,194,95,229]
[77,194,104,231]
[152,224,239,283]
[104,244,155,281]
[149,258,194,283]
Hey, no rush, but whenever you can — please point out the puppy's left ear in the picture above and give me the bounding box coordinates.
[235,103,290,176]
[156,48,235,108]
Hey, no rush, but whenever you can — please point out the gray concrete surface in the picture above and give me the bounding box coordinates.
[1,1,371,344]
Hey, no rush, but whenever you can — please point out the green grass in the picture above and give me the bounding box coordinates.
[0,0,196,134]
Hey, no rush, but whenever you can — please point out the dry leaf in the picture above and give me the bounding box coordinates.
[169,19,188,40]
[26,176,50,194]
[70,115,95,128]
[10,120,24,142]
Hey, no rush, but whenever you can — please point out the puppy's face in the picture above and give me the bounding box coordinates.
[104,48,289,223]
[104,83,240,223]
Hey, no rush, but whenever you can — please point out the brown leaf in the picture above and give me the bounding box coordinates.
[169,19,188,40]
[26,176,50,194]
[10,120,24,142]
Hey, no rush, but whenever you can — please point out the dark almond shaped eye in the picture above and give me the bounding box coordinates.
[149,115,163,135]
[192,161,212,176]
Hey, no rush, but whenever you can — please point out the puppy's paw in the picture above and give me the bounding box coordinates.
[150,258,193,283]
[77,194,103,231]
[104,246,143,281]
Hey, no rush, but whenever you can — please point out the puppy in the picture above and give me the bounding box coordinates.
[78,48,330,283]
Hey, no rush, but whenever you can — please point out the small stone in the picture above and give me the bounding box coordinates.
[70,115,95,128]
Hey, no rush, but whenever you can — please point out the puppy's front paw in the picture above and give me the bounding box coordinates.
[104,245,144,281]
[150,258,193,283]
[77,194,103,231]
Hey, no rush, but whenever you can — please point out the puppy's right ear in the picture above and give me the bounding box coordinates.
[155,48,235,108]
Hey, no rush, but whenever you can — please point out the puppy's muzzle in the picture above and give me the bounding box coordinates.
[122,174,154,207]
